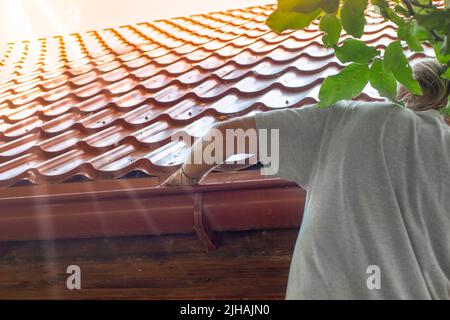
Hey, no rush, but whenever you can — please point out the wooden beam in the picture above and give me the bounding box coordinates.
[0,229,298,300]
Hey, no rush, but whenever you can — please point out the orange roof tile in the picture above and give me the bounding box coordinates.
[0,4,433,187]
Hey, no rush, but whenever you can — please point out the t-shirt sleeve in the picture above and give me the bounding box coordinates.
[255,104,332,189]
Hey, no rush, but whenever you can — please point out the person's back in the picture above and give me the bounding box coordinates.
[162,58,450,299]
[254,59,450,299]
[279,101,450,299]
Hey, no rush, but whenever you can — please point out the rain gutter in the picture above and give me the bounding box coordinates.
[0,171,305,248]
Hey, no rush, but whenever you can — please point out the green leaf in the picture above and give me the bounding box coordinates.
[369,58,397,100]
[318,63,370,107]
[341,0,368,38]
[386,7,405,27]
[394,4,410,17]
[319,14,342,47]
[443,66,450,79]
[440,96,450,117]
[371,0,389,8]
[443,35,450,56]
[434,42,450,64]
[266,8,321,32]
[334,39,380,63]
[412,0,433,6]
[415,9,450,33]
[397,20,424,52]
[414,24,432,42]
[384,41,422,95]
[415,9,450,55]
[320,0,340,13]
[384,41,403,70]
[278,0,322,13]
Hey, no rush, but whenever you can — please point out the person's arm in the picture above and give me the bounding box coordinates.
[162,103,335,188]
[161,115,257,187]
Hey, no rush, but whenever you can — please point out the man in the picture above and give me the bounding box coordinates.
[162,59,450,299]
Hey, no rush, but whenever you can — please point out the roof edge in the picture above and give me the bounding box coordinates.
[0,171,305,242]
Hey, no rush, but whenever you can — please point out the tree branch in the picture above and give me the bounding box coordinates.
[401,0,443,42]
[409,0,436,9]
[401,0,416,16]
[429,30,444,42]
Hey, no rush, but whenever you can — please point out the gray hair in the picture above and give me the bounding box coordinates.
[397,58,450,112]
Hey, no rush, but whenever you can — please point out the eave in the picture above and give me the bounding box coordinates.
[0,171,305,245]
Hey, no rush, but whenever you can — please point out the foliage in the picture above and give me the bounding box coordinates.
[266,0,450,113]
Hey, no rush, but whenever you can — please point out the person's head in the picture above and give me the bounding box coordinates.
[397,58,449,121]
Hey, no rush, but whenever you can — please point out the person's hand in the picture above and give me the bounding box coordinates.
[160,167,201,187]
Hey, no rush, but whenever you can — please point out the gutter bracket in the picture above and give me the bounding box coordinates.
[193,193,219,251]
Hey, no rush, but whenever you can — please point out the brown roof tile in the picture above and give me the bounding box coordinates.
[0,4,434,187]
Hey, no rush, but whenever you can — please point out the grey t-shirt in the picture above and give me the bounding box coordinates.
[255,101,450,299]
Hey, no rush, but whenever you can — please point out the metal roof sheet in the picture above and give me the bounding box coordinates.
[0,4,433,187]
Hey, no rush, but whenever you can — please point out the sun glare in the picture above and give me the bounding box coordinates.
[0,0,274,43]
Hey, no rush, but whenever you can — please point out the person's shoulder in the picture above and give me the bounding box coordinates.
[290,100,411,122]
[332,100,402,111]
[324,101,418,128]
[332,100,412,118]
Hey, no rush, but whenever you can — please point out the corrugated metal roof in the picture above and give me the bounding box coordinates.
[0,4,433,187]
